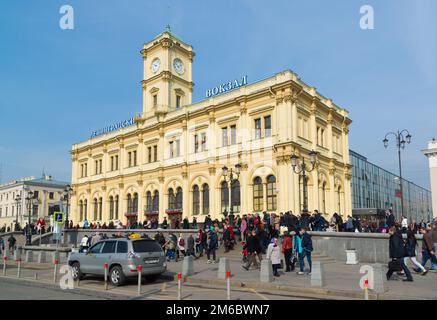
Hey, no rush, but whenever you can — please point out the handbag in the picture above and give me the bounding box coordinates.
[388,259,402,272]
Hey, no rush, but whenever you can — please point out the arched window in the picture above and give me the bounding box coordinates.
[84,199,88,220]
[253,177,263,212]
[98,197,103,220]
[146,191,152,212]
[267,175,277,211]
[192,185,200,215]
[321,182,327,213]
[221,181,229,213]
[168,188,175,210]
[93,198,98,220]
[202,184,210,215]
[231,180,241,213]
[114,195,119,219]
[132,193,138,213]
[152,190,159,212]
[109,196,114,220]
[337,186,342,214]
[79,200,83,221]
[127,194,132,213]
[176,187,183,210]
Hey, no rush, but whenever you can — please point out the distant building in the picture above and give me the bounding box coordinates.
[350,150,432,222]
[0,174,69,229]
[422,138,437,218]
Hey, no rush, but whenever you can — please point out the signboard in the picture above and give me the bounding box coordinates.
[206,75,248,98]
[54,212,64,224]
[91,117,135,139]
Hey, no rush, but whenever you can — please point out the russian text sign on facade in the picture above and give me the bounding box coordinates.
[206,75,248,98]
[91,118,135,139]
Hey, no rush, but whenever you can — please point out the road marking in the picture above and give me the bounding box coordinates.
[250,288,269,300]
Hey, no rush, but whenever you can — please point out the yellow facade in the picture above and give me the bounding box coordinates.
[70,30,352,225]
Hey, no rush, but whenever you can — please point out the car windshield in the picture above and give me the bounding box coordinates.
[132,240,162,253]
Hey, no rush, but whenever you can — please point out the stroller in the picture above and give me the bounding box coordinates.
[241,241,248,263]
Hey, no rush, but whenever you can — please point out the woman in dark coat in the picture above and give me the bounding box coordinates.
[386,227,413,281]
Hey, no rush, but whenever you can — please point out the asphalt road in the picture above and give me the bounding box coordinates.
[0,275,318,300]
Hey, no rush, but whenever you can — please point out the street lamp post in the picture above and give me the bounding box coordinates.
[290,150,318,214]
[15,195,21,231]
[63,185,73,229]
[221,164,241,225]
[383,129,412,219]
[25,190,34,245]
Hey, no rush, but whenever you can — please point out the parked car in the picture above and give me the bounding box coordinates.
[68,238,167,286]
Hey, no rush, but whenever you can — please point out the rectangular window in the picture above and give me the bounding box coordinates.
[169,141,174,158]
[230,125,237,145]
[201,133,207,151]
[194,134,199,153]
[33,191,39,199]
[133,151,137,166]
[153,145,158,162]
[128,152,132,167]
[110,156,114,171]
[153,94,158,107]
[115,155,119,170]
[255,118,261,139]
[222,127,228,147]
[176,139,180,157]
[264,115,271,137]
[95,160,98,175]
[176,95,181,109]
[148,147,152,163]
[84,163,87,176]
[99,159,102,174]
[49,192,54,200]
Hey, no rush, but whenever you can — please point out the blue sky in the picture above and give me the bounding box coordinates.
[0,0,436,188]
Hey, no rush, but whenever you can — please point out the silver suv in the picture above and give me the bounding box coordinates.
[68,238,167,286]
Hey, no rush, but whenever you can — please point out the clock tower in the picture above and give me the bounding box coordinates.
[140,26,195,118]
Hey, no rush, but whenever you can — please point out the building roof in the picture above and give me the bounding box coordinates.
[0,175,69,191]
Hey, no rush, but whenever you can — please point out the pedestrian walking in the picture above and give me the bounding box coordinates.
[419,227,437,271]
[386,226,413,282]
[404,230,427,275]
[294,227,313,275]
[7,234,16,255]
[177,233,186,258]
[186,234,195,257]
[79,235,89,252]
[282,231,294,272]
[206,227,218,264]
[266,237,281,277]
[243,230,262,270]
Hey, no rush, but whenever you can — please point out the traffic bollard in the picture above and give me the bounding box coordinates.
[364,279,369,300]
[137,265,143,295]
[104,263,108,290]
[2,255,7,276]
[177,273,182,300]
[226,271,231,300]
[16,259,21,278]
[53,259,59,283]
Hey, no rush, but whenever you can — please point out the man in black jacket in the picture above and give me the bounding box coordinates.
[386,226,413,281]
[243,230,261,270]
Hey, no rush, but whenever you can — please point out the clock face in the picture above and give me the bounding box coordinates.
[173,58,184,75]
[151,58,160,73]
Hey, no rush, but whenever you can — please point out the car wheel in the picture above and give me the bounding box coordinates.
[110,266,126,286]
[144,275,158,283]
[71,262,84,280]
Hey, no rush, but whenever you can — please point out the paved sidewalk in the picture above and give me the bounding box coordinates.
[164,248,437,300]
